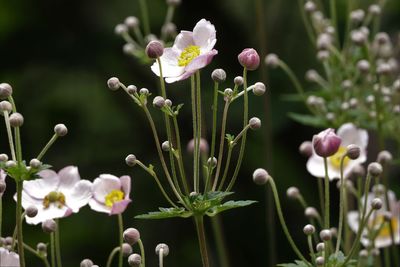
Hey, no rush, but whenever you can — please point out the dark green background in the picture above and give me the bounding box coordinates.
[1,0,399,266]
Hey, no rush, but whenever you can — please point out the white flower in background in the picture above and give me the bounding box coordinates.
[0,169,6,197]
[307,123,368,180]
[151,19,218,83]
[17,166,92,225]
[348,189,400,248]
[0,247,19,267]
[89,174,131,215]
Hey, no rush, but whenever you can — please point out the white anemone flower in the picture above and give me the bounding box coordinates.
[151,18,218,83]
[0,247,19,267]
[0,169,6,197]
[17,166,92,225]
[89,174,131,215]
[347,189,400,248]
[306,123,368,180]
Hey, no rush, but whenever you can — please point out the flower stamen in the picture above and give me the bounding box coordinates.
[178,45,200,66]
[105,189,124,207]
[43,191,66,209]
[329,146,350,169]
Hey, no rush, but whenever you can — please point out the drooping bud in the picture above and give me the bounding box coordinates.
[312,128,341,157]
[146,41,164,59]
[252,168,270,185]
[54,124,68,137]
[42,219,57,234]
[249,117,261,130]
[211,69,226,83]
[238,48,260,70]
[253,82,266,96]
[128,254,142,267]
[346,144,360,160]
[125,154,137,167]
[9,112,24,127]
[155,243,170,257]
[107,77,120,91]
[305,207,320,219]
[123,228,141,245]
[0,83,13,99]
[367,162,383,177]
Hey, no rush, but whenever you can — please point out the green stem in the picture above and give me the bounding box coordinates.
[318,178,325,219]
[297,0,316,45]
[335,156,347,254]
[329,0,338,44]
[191,75,198,192]
[195,71,202,192]
[194,216,209,267]
[3,111,16,161]
[172,116,189,194]
[55,220,62,267]
[267,178,311,266]
[278,61,308,106]
[323,157,330,229]
[0,197,2,237]
[210,216,230,267]
[16,181,26,267]
[138,0,150,36]
[50,233,56,267]
[23,242,51,267]
[118,214,124,267]
[138,239,146,267]
[14,127,22,162]
[37,134,59,161]
[106,247,120,267]
[307,235,316,265]
[217,146,233,191]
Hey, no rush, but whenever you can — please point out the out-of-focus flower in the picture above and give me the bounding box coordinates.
[0,247,20,266]
[18,166,92,225]
[347,190,400,248]
[307,123,368,180]
[89,174,131,215]
[151,19,217,83]
[0,169,6,197]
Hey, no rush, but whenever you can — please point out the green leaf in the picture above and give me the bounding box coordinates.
[135,207,193,219]
[3,161,52,182]
[288,112,328,128]
[206,200,257,216]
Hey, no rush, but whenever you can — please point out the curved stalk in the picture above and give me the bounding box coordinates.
[138,239,146,267]
[106,247,120,267]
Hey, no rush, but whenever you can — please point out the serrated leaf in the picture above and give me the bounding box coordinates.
[206,200,257,216]
[135,207,193,219]
[288,113,327,128]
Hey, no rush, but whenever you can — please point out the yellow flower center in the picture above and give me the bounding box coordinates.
[178,45,200,67]
[43,191,66,209]
[329,146,350,169]
[370,215,399,238]
[105,190,124,207]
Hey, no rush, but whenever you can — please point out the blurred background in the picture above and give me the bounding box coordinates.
[1,0,400,266]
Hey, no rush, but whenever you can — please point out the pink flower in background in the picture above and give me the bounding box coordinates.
[151,19,218,83]
[89,174,131,215]
[0,247,19,267]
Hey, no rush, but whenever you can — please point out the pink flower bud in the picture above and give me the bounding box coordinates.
[145,41,164,59]
[238,48,260,70]
[312,128,341,157]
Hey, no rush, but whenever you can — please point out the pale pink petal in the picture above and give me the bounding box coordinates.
[338,123,368,148]
[192,19,216,52]
[120,175,131,199]
[23,170,59,199]
[92,174,121,203]
[347,211,360,234]
[19,190,42,209]
[173,31,194,50]
[111,199,132,215]
[150,48,184,77]
[65,180,92,212]
[25,205,71,225]
[88,198,111,214]
[57,166,81,192]
[184,49,218,73]
[0,247,20,266]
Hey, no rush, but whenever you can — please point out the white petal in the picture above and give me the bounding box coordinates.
[23,170,59,199]
[92,174,121,203]
[65,180,92,212]
[88,198,111,214]
[120,175,131,199]
[306,155,341,180]
[192,19,216,52]
[19,190,42,209]
[150,48,184,78]
[338,123,368,148]
[347,211,360,233]
[0,247,20,266]
[25,205,71,225]
[173,31,194,50]
[57,166,81,193]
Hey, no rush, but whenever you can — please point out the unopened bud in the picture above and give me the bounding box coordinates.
[164,99,172,107]
[0,154,8,162]
[350,9,365,22]
[123,228,140,245]
[253,82,266,96]
[299,141,313,157]
[37,243,47,255]
[304,1,316,13]
[211,69,226,83]
[42,219,57,234]
[357,60,370,73]
[207,157,217,167]
[5,160,17,168]
[0,83,13,99]
[155,243,169,257]
[305,207,319,219]
[346,144,360,160]
[80,259,94,267]
[123,43,136,55]
[187,138,209,154]
[312,128,341,157]
[127,85,137,94]
[122,243,133,257]
[30,158,42,169]
[320,229,332,241]
[146,41,164,59]
[303,224,315,235]
[153,96,165,108]
[238,48,260,70]
[128,254,142,267]
[54,124,68,137]
[125,154,137,167]
[107,77,120,91]
[9,112,24,127]
[115,24,128,35]
[367,162,383,177]
[161,141,170,152]
[26,205,38,218]
[139,88,149,95]
[316,242,325,252]
[377,150,392,164]
[234,76,244,86]
[0,101,12,113]
[371,198,383,210]
[265,54,279,68]
[359,249,368,258]
[316,256,324,266]
[286,187,300,200]
[252,168,270,185]
[249,117,261,130]
[161,23,177,37]
[124,16,139,28]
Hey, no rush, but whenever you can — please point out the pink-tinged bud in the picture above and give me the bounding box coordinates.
[145,41,164,59]
[238,48,260,70]
[312,128,341,157]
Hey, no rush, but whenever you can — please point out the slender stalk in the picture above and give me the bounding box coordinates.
[158,248,164,267]
[191,75,198,192]
[335,156,347,254]
[106,247,120,267]
[14,127,22,162]
[194,216,209,267]
[278,61,307,104]
[210,216,230,267]
[55,219,63,267]
[16,181,26,267]
[3,111,16,161]
[318,178,325,219]
[138,239,146,267]
[267,178,311,266]
[23,242,51,267]
[138,0,150,36]
[195,71,202,192]
[329,0,338,44]
[118,214,124,267]
[172,116,189,194]
[50,233,56,267]
[163,5,175,27]
[37,134,58,161]
[297,0,316,45]
[0,197,2,237]
[307,235,316,265]
[323,157,330,229]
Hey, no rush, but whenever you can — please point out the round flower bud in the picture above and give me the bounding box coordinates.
[367,162,383,177]
[30,158,42,169]
[161,23,177,37]
[0,154,8,162]
[316,242,325,252]
[146,41,164,59]
[342,80,352,89]
[238,48,260,70]
[26,205,38,218]
[350,9,365,23]
[9,112,24,127]
[139,88,149,95]
[166,0,181,6]
[252,168,270,185]
[80,259,94,267]
[265,54,279,68]
[37,242,47,254]
[125,154,137,167]
[42,219,57,234]
[0,83,13,99]
[123,43,136,55]
[207,157,217,167]
[114,24,128,35]
[359,249,368,258]
[123,228,140,245]
[127,85,137,94]
[224,88,233,97]
[161,141,170,152]
[155,243,169,257]
[357,60,370,73]
[303,224,315,235]
[128,254,142,267]
[164,99,172,107]
[312,128,341,157]
[346,144,360,160]
[4,237,13,245]
[0,101,12,113]
[330,227,338,237]
[54,124,68,137]
[107,77,120,91]
[124,16,139,28]
[299,141,313,157]
[122,243,133,257]
[253,82,266,96]
[371,198,383,210]
[351,30,367,45]
[211,69,226,83]
[304,1,316,13]
[153,96,165,108]
[249,117,261,130]
[317,33,332,50]
[375,32,389,45]
[377,150,392,164]
[377,63,392,75]
[305,70,319,82]
[189,191,198,197]
[5,160,17,168]
[305,207,320,219]
[0,181,6,194]
[319,229,332,241]
[234,76,244,86]
[286,187,300,200]
[316,256,324,266]
[187,138,209,155]
[369,5,381,15]
[317,50,330,61]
